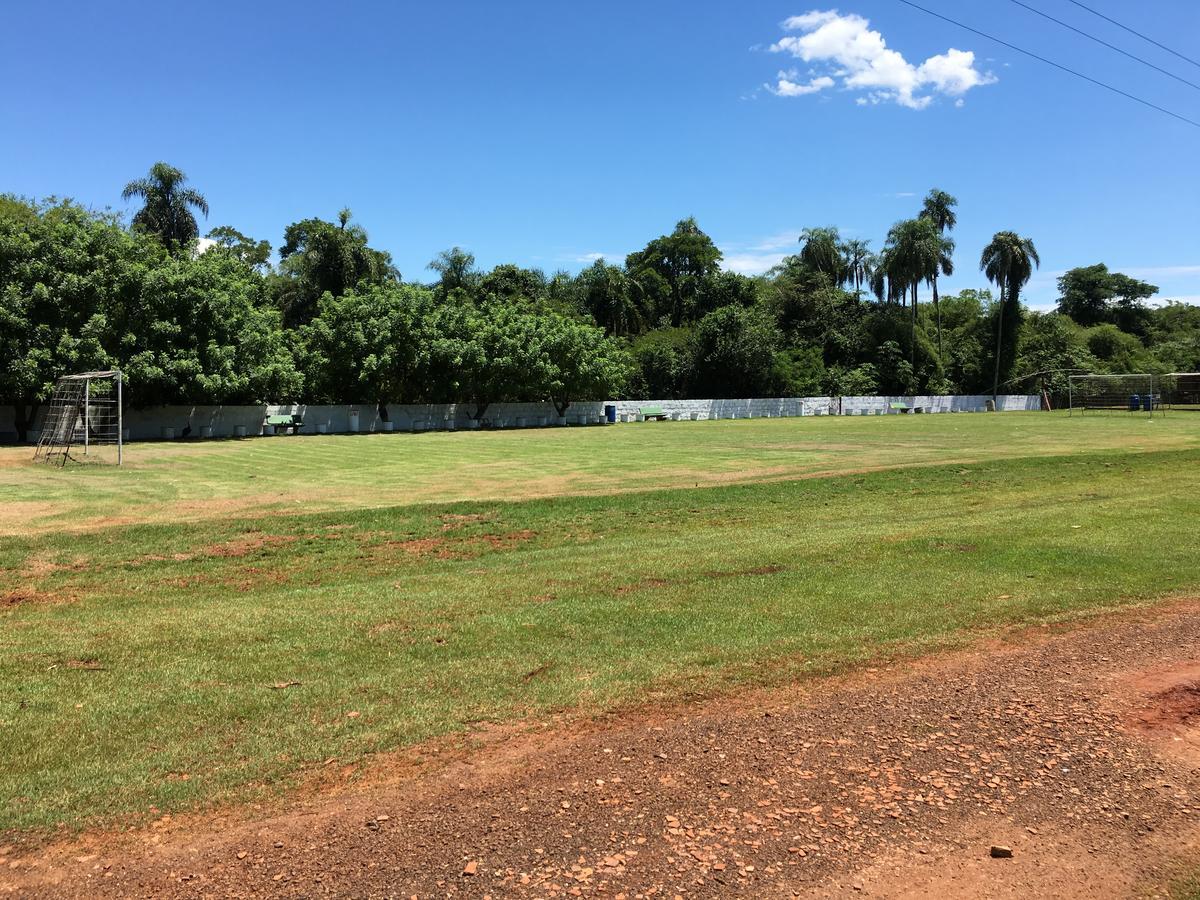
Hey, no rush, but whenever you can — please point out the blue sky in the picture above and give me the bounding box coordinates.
[2,0,1197,307]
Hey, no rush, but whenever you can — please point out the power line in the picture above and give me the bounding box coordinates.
[894,0,1200,129]
[1064,0,1200,71]
[1008,0,1200,92]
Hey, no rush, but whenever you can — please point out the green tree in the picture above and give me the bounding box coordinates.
[628,327,693,398]
[840,238,873,298]
[884,218,945,367]
[798,227,844,283]
[980,231,1040,398]
[456,304,552,421]
[689,305,782,398]
[107,249,301,407]
[274,211,398,327]
[299,284,436,411]
[624,217,722,326]
[919,189,958,358]
[578,259,644,336]
[0,198,138,440]
[122,162,209,250]
[478,264,547,305]
[205,225,271,271]
[428,247,479,296]
[540,316,631,416]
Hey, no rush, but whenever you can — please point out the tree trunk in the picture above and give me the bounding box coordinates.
[933,275,942,362]
[12,401,38,444]
[472,400,490,421]
[992,283,1006,400]
[554,399,571,417]
[910,282,918,369]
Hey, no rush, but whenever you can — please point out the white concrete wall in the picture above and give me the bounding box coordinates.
[3,395,1041,442]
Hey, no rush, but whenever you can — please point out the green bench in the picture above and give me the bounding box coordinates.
[265,413,304,434]
[640,406,669,421]
[888,402,925,414]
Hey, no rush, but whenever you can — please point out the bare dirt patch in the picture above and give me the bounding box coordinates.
[203,532,298,558]
[1124,661,1200,767]
[1,587,75,608]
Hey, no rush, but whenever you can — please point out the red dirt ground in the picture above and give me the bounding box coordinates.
[5,602,1200,898]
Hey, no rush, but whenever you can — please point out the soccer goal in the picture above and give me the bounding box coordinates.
[1067,373,1158,418]
[33,370,124,466]
[1159,373,1200,412]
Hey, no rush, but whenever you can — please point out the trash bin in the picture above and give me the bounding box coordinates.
[1142,394,1154,412]
[604,404,617,423]
[1129,394,1140,411]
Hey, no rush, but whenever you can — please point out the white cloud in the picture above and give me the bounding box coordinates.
[768,10,995,109]
[722,251,790,276]
[774,72,836,96]
[1122,265,1200,278]
[573,251,623,264]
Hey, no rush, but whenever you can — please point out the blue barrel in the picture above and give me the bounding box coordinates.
[1129,394,1140,411]
[604,404,617,423]
[1142,394,1154,412]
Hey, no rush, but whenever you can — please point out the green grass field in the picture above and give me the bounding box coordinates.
[2,412,1200,835]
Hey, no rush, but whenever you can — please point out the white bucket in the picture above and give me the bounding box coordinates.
[381,421,394,432]
[317,424,328,434]
[200,426,214,439]
[161,426,175,439]
[348,411,360,432]
[235,425,247,437]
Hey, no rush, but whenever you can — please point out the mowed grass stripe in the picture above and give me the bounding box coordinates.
[3,413,1199,534]
[2,447,1200,834]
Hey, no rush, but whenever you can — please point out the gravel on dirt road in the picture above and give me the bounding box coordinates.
[5,601,1200,899]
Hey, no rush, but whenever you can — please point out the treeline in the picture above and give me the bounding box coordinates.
[3,163,1199,440]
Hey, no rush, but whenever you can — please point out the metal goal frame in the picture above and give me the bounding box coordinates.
[1067,373,1158,418]
[32,370,124,466]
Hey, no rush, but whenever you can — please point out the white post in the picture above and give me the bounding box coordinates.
[116,372,123,466]
[83,378,89,456]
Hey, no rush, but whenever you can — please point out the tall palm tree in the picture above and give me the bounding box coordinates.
[980,231,1040,399]
[919,189,958,359]
[885,218,941,365]
[122,162,209,249]
[799,227,844,282]
[840,238,873,298]
[919,189,958,234]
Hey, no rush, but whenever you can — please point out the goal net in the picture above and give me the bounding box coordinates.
[33,371,124,466]
[1159,373,1200,412]
[1067,373,1157,418]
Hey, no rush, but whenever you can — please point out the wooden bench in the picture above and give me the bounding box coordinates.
[265,413,304,434]
[639,406,669,421]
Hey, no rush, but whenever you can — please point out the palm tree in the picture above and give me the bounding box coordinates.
[799,227,844,282]
[919,189,958,234]
[919,189,958,359]
[885,218,940,365]
[980,231,1040,399]
[841,238,873,298]
[122,162,209,249]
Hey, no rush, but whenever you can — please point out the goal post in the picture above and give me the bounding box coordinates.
[1067,373,1158,418]
[33,370,124,466]
[1160,373,1200,412]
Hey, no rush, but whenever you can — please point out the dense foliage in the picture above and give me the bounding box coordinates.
[1,174,1194,439]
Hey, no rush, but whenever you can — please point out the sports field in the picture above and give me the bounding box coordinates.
[2,412,1199,835]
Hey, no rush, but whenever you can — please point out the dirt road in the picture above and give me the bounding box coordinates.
[5,601,1200,898]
